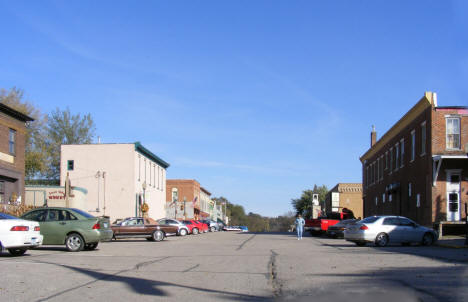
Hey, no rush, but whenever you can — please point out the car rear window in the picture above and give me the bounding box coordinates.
[360,216,380,224]
[0,213,16,219]
[71,208,95,218]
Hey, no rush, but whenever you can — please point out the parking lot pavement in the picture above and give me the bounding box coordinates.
[1,232,467,302]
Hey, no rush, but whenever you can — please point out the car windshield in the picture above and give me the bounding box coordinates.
[71,208,95,218]
[0,212,17,219]
[360,216,380,224]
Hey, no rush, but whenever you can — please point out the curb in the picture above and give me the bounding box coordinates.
[435,243,468,249]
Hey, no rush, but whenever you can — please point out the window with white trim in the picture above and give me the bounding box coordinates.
[446,117,461,150]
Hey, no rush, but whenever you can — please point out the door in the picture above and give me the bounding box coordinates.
[381,217,402,243]
[398,217,421,243]
[446,171,461,222]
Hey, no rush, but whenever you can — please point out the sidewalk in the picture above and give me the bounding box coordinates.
[436,236,468,249]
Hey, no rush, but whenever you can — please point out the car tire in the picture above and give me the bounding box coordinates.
[422,232,434,246]
[210,226,216,232]
[192,228,199,235]
[179,228,188,236]
[355,241,366,247]
[152,230,164,242]
[84,242,99,250]
[66,233,85,252]
[375,233,389,247]
[8,248,27,256]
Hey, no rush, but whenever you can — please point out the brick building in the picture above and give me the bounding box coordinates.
[166,179,211,220]
[0,103,33,205]
[325,183,363,219]
[360,92,468,227]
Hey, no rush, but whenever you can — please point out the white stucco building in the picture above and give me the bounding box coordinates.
[60,142,169,221]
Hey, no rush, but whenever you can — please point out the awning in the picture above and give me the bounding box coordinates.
[432,155,468,186]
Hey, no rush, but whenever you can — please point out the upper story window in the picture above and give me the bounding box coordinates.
[395,143,400,171]
[171,188,178,203]
[9,129,16,155]
[411,130,415,162]
[421,121,426,156]
[67,160,74,171]
[389,147,393,174]
[446,117,461,150]
[385,151,388,170]
[400,138,405,168]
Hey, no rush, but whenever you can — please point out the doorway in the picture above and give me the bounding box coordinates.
[446,170,461,221]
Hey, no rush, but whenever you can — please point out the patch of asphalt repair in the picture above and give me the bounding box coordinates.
[268,249,282,298]
[236,234,256,251]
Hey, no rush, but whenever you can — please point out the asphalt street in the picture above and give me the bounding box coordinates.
[1,232,467,302]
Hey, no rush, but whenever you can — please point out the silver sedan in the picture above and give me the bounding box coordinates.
[344,215,438,247]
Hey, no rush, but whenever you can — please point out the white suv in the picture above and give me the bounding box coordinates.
[157,219,190,236]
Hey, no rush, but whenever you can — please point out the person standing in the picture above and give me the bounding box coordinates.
[295,214,305,240]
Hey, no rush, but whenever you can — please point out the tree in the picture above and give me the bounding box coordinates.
[291,184,328,218]
[0,87,48,179]
[46,108,96,180]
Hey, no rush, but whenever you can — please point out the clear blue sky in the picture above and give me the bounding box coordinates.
[1,1,467,216]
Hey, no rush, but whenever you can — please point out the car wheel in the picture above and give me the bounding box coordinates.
[375,233,389,247]
[152,230,164,242]
[179,228,188,236]
[355,241,366,246]
[192,228,199,235]
[8,248,27,256]
[422,233,434,246]
[66,233,85,252]
[84,242,99,250]
[210,226,216,232]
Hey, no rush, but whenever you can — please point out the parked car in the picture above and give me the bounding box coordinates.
[326,219,360,238]
[182,220,202,234]
[21,207,113,252]
[157,218,190,236]
[195,220,209,233]
[305,208,355,235]
[200,219,220,232]
[238,226,249,232]
[223,226,242,231]
[0,212,43,256]
[112,217,178,241]
[344,216,438,247]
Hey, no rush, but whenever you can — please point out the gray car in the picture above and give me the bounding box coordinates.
[200,219,220,232]
[344,215,438,247]
[157,218,190,236]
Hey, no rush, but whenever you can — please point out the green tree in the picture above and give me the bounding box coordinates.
[291,184,328,218]
[45,108,96,180]
[0,87,48,179]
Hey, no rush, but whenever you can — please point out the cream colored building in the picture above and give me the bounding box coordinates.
[60,142,169,221]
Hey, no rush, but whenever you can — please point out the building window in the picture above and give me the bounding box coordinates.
[366,166,369,188]
[411,130,415,162]
[157,166,160,190]
[400,139,404,168]
[421,121,426,156]
[385,152,388,170]
[446,117,461,150]
[9,129,16,155]
[138,155,141,181]
[144,159,147,182]
[172,188,178,203]
[416,194,420,208]
[153,165,156,188]
[408,182,412,197]
[389,148,393,174]
[382,193,385,203]
[375,196,378,205]
[67,160,74,171]
[395,143,399,171]
[0,181,4,203]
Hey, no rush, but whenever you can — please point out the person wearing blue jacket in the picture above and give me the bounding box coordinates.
[295,214,305,240]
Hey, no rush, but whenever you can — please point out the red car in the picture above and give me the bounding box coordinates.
[195,220,209,233]
[182,220,202,235]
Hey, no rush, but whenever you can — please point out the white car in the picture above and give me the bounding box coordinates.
[344,215,437,247]
[0,212,43,256]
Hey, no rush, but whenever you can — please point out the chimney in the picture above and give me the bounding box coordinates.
[371,125,377,147]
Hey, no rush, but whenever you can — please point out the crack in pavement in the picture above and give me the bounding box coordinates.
[268,249,282,298]
[183,264,200,273]
[236,234,256,251]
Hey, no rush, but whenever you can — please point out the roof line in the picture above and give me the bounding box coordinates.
[134,142,170,168]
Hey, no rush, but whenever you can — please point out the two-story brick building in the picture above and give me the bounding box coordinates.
[0,103,33,205]
[360,92,467,227]
[325,183,363,219]
[166,179,212,220]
